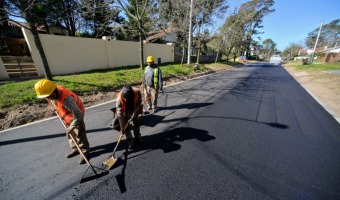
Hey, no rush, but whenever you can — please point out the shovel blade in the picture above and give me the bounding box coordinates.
[103,156,118,170]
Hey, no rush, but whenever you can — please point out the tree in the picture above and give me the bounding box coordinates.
[239,0,274,56]
[219,0,274,58]
[158,0,228,64]
[260,38,276,59]
[81,0,123,38]
[47,0,82,36]
[218,9,246,59]
[193,0,227,63]
[282,43,303,60]
[114,0,157,77]
[3,0,53,80]
[158,0,191,65]
[305,19,340,49]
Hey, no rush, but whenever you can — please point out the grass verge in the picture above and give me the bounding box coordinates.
[285,61,340,71]
[1,62,237,111]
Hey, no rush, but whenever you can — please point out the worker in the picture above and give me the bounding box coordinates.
[143,55,163,113]
[34,79,90,164]
[116,86,143,150]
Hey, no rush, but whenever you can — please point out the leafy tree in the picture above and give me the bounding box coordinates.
[305,19,340,49]
[260,38,276,59]
[239,0,274,57]
[114,0,157,75]
[282,43,303,60]
[193,0,227,63]
[3,0,53,80]
[219,0,274,58]
[47,0,82,36]
[218,10,246,59]
[158,0,227,64]
[119,0,154,40]
[81,0,123,38]
[158,0,191,64]
[0,1,23,38]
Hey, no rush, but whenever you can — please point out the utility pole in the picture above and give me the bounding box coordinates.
[187,0,193,64]
[310,21,323,64]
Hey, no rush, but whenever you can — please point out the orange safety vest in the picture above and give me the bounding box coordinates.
[47,86,85,125]
[118,87,140,113]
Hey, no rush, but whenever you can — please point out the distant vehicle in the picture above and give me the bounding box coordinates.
[269,55,283,65]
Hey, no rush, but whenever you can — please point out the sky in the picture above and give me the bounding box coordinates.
[229,0,340,51]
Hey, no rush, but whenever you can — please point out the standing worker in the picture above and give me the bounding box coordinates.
[143,55,163,113]
[116,86,144,150]
[34,79,90,164]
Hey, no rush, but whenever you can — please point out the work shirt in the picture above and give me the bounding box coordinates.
[144,64,163,90]
[51,96,83,131]
[116,89,142,119]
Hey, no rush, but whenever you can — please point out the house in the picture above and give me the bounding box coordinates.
[319,46,340,63]
[0,19,68,56]
[295,47,326,61]
[144,28,177,44]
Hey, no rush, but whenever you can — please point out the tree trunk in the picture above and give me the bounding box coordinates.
[29,22,53,80]
[215,49,219,63]
[181,45,186,65]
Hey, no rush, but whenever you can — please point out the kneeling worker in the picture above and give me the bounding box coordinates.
[34,79,90,164]
[116,86,143,150]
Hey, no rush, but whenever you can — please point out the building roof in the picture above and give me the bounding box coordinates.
[144,28,177,43]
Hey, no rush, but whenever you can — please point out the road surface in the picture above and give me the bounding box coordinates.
[1,63,339,199]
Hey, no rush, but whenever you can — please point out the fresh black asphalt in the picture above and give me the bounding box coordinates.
[1,63,339,200]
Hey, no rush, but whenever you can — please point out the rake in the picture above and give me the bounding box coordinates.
[55,112,108,183]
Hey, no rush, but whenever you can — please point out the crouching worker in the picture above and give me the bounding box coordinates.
[34,79,90,164]
[116,86,143,150]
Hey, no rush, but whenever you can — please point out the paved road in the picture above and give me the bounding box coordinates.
[1,63,340,200]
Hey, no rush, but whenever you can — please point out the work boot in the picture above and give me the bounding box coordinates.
[65,150,79,158]
[143,105,152,114]
[78,152,90,165]
[134,137,144,145]
[128,143,135,150]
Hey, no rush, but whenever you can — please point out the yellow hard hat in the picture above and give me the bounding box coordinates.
[34,79,56,98]
[147,56,154,63]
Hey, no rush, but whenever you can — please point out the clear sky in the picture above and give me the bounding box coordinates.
[229,0,340,51]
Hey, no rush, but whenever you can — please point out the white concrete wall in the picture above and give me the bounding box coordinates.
[39,34,109,74]
[22,28,46,77]
[145,43,174,65]
[0,58,10,80]
[22,29,174,76]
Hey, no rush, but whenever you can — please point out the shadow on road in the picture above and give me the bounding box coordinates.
[158,102,213,110]
[0,127,112,146]
[109,127,215,193]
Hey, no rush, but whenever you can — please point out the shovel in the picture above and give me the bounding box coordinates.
[55,112,108,183]
[103,96,151,170]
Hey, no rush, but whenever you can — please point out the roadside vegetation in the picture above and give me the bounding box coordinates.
[284,61,340,71]
[0,62,237,112]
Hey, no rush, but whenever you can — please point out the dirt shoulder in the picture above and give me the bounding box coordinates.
[283,64,340,122]
[1,63,338,131]
[0,65,234,131]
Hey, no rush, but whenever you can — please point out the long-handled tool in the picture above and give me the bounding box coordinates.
[103,96,151,170]
[102,118,130,170]
[55,112,108,183]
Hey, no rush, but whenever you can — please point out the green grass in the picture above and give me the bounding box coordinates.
[0,63,212,111]
[285,61,340,71]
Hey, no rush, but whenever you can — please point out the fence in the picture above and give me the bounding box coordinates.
[0,29,175,80]
[1,56,37,79]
